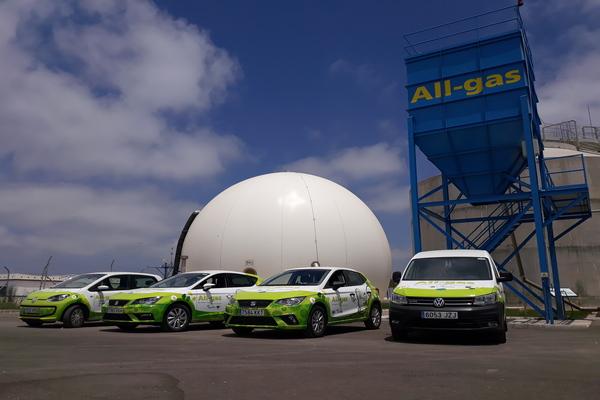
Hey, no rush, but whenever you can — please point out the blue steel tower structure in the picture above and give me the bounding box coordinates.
[404,6,591,323]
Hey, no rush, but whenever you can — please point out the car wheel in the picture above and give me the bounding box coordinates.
[304,305,327,338]
[232,327,253,336]
[162,304,190,332]
[364,303,382,329]
[62,305,86,328]
[391,325,408,341]
[116,323,138,331]
[23,319,43,327]
[209,321,225,328]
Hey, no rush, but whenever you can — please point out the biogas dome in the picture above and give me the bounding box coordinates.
[175,172,392,292]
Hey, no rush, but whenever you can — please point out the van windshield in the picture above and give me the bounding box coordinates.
[403,257,492,281]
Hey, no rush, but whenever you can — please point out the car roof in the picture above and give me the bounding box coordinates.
[285,266,362,274]
[411,250,491,259]
[179,270,253,275]
[84,272,161,278]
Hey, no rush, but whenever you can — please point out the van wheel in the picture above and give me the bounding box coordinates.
[162,304,190,332]
[494,329,507,344]
[232,327,253,336]
[62,305,86,328]
[364,303,382,329]
[24,319,43,327]
[391,325,408,341]
[304,305,327,338]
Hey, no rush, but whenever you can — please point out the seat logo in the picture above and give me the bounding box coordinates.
[250,301,256,307]
[433,298,445,308]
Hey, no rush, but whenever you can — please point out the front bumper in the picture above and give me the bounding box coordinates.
[19,301,64,323]
[102,304,167,324]
[225,302,311,330]
[389,303,504,331]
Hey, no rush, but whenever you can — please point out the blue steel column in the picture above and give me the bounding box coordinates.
[408,116,422,253]
[520,95,554,324]
[442,175,453,249]
[539,148,566,319]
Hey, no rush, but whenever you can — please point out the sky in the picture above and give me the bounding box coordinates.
[1,0,598,275]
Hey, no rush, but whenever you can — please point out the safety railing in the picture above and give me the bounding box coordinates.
[543,154,588,188]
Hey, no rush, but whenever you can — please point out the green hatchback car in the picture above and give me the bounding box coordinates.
[225,266,382,337]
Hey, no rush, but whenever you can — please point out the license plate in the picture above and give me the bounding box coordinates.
[21,307,40,315]
[107,307,124,314]
[240,309,265,316]
[421,311,458,319]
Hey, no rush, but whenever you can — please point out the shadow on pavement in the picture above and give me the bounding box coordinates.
[383,330,505,346]
[221,324,369,340]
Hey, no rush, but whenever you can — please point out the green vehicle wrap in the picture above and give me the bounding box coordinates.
[20,291,98,323]
[225,267,382,336]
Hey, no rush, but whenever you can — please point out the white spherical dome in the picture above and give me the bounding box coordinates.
[182,172,392,291]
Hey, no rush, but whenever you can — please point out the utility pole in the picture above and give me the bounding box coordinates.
[109,259,115,272]
[2,266,9,299]
[39,256,52,290]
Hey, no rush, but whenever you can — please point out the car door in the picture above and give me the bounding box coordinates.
[344,270,370,315]
[190,273,229,314]
[226,273,258,302]
[323,270,356,318]
[130,275,159,289]
[86,274,130,314]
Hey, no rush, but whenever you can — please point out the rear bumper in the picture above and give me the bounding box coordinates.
[389,303,504,331]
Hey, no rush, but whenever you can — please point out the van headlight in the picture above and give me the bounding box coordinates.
[131,296,161,305]
[390,294,408,305]
[47,294,70,302]
[473,293,497,306]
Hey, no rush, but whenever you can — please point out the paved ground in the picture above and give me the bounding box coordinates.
[1,314,599,400]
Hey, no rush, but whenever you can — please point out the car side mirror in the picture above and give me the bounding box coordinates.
[97,285,110,291]
[203,283,216,291]
[497,272,513,283]
[392,271,402,285]
[331,281,344,290]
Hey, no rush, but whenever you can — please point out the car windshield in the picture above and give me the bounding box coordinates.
[150,273,208,288]
[403,257,492,281]
[53,273,105,289]
[260,269,329,286]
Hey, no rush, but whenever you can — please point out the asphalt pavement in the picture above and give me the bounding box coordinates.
[0,314,599,400]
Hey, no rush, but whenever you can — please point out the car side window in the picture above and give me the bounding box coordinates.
[131,275,158,289]
[94,275,129,291]
[227,274,257,287]
[325,270,347,288]
[344,270,366,286]
[202,273,228,289]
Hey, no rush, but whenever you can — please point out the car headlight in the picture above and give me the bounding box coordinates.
[473,293,497,306]
[47,294,70,302]
[275,297,305,306]
[390,293,408,305]
[131,296,161,305]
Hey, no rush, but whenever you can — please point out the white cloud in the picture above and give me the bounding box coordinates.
[283,142,404,183]
[364,182,410,214]
[0,183,196,258]
[329,59,383,90]
[0,0,244,181]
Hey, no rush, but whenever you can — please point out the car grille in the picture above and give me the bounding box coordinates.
[407,297,474,306]
[108,300,129,306]
[237,300,273,308]
[103,313,131,321]
[228,316,277,326]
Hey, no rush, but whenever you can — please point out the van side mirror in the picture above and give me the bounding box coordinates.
[497,272,513,283]
[391,271,402,285]
[203,283,216,291]
[97,285,110,291]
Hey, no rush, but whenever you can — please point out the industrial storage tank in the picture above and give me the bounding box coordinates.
[179,172,392,292]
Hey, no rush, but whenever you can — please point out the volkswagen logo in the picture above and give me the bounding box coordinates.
[433,298,445,308]
[250,301,256,307]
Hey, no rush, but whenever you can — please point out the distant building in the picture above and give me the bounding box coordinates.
[0,273,71,299]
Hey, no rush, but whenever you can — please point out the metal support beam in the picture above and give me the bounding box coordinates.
[408,116,422,253]
[546,223,566,319]
[521,95,554,324]
[442,175,453,249]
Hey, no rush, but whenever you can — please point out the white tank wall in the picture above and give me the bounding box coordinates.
[181,172,392,291]
[418,146,600,305]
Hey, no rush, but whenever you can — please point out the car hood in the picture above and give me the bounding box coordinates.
[24,289,83,300]
[235,285,321,300]
[394,280,496,297]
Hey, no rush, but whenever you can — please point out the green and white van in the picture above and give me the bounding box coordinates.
[102,271,260,332]
[225,266,382,338]
[389,250,513,343]
[19,272,161,328]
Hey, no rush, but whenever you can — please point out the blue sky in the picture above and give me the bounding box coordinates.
[1,0,598,275]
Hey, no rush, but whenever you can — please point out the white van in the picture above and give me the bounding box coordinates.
[389,250,513,343]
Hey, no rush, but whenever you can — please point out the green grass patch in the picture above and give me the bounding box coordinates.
[506,308,589,320]
[0,302,19,310]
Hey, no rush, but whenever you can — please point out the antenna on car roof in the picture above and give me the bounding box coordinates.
[310,261,320,267]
